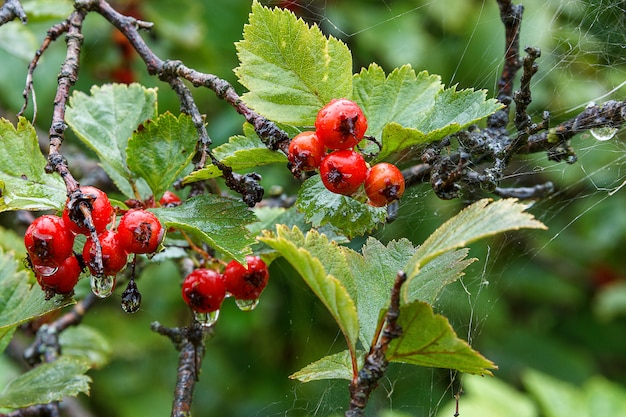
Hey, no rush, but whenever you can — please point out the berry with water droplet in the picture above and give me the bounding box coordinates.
[315,98,368,150]
[24,215,75,266]
[83,230,128,276]
[364,162,406,207]
[62,186,113,235]
[182,269,226,313]
[223,256,269,301]
[319,150,368,195]
[34,255,81,295]
[288,131,325,172]
[117,209,164,254]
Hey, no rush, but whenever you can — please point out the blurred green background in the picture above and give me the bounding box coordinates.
[1,0,626,415]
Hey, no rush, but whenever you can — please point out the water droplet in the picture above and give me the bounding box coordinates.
[590,126,618,141]
[235,298,259,311]
[193,310,219,327]
[121,279,142,313]
[33,264,58,276]
[91,275,116,298]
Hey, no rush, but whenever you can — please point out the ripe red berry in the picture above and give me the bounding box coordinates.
[223,256,269,300]
[159,190,182,207]
[315,98,368,150]
[24,215,75,266]
[364,163,406,207]
[288,131,325,172]
[181,269,226,313]
[319,150,368,196]
[62,186,113,235]
[117,209,164,254]
[33,255,82,295]
[83,230,129,276]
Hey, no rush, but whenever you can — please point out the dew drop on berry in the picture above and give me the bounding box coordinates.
[193,310,219,328]
[91,275,115,298]
[32,264,59,277]
[235,298,259,311]
[121,279,142,313]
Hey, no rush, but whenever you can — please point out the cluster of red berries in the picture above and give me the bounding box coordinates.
[181,255,269,314]
[288,98,406,207]
[24,186,164,297]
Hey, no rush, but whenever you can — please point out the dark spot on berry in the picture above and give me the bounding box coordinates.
[133,222,153,248]
[338,114,359,140]
[244,271,266,288]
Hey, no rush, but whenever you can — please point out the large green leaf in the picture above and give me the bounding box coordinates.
[127,112,197,200]
[59,326,112,370]
[0,249,74,331]
[402,199,546,302]
[151,194,257,263]
[0,117,66,212]
[353,64,503,161]
[0,22,37,61]
[65,83,158,198]
[235,1,353,125]
[386,301,496,375]
[290,350,365,383]
[259,225,359,357]
[296,175,387,238]
[0,356,91,408]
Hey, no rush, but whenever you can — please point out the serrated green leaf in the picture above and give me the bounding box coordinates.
[297,176,387,238]
[181,166,223,185]
[213,134,288,170]
[353,64,503,161]
[127,112,197,200]
[59,326,112,369]
[259,225,359,358]
[235,1,353,125]
[65,83,158,198]
[403,199,546,302]
[0,249,74,331]
[151,194,256,263]
[407,248,477,305]
[0,356,91,408]
[290,349,365,382]
[387,301,496,375]
[345,238,416,349]
[0,117,66,212]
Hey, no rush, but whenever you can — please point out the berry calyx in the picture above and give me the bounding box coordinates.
[33,255,82,295]
[117,209,164,254]
[319,150,368,196]
[24,215,75,266]
[315,98,368,150]
[181,269,226,313]
[83,230,129,276]
[364,163,406,207]
[159,191,182,207]
[223,256,269,300]
[63,186,113,235]
[288,131,325,172]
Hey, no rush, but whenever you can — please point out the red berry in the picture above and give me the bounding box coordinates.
[117,209,164,254]
[62,186,113,235]
[365,163,406,207]
[33,255,81,295]
[24,215,75,266]
[319,150,368,196]
[223,256,269,300]
[315,98,368,150]
[181,269,226,313]
[159,191,182,207]
[288,131,325,172]
[83,230,129,276]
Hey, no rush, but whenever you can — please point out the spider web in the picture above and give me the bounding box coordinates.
[258,0,626,416]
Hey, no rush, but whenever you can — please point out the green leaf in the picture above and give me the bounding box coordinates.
[296,175,387,238]
[0,22,37,61]
[0,356,91,408]
[0,326,16,355]
[22,0,73,21]
[352,64,503,161]
[0,249,74,331]
[290,350,365,382]
[181,165,223,185]
[585,377,626,417]
[259,225,359,356]
[403,199,546,302]
[65,83,158,198]
[0,117,66,212]
[386,301,496,375]
[127,112,197,200]
[151,194,256,263]
[235,1,353,125]
[522,369,586,417]
[59,326,113,369]
[345,238,416,349]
